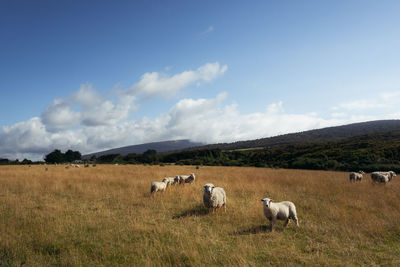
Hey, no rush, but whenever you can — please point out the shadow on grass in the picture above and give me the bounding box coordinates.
[173,204,210,219]
[231,225,273,235]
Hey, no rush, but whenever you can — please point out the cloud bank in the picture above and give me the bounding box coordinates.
[1,62,399,160]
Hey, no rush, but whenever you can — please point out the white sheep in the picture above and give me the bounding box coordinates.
[150,180,168,194]
[349,171,363,182]
[180,173,195,184]
[203,183,226,212]
[261,198,299,232]
[371,171,396,184]
[162,177,175,186]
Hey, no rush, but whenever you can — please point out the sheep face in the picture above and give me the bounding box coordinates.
[389,171,396,178]
[204,183,215,194]
[261,198,272,208]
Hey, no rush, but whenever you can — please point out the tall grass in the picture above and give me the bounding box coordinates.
[1,165,400,266]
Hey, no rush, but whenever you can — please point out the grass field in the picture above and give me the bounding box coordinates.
[1,165,400,266]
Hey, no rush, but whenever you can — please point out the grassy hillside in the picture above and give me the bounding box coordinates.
[83,140,203,159]
[161,130,400,171]
[191,120,400,151]
[1,165,400,266]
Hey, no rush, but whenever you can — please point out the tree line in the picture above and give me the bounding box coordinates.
[90,131,400,172]
[3,130,400,172]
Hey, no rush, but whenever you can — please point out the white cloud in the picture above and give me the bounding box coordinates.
[41,99,81,132]
[0,117,86,160]
[40,83,136,131]
[333,90,400,112]
[203,25,214,34]
[80,95,135,127]
[128,62,227,98]
[72,83,103,107]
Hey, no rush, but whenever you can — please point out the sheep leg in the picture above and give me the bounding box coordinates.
[283,219,290,228]
[293,217,299,227]
[223,203,226,212]
[269,219,276,232]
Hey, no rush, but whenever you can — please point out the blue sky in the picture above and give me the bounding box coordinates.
[1,0,400,160]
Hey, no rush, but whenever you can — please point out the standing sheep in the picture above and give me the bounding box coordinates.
[203,183,226,212]
[371,171,396,184]
[349,171,363,182]
[174,175,183,185]
[150,180,168,194]
[180,173,195,184]
[162,177,175,186]
[261,198,299,232]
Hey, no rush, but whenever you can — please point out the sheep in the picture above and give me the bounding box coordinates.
[349,171,363,182]
[150,180,168,194]
[180,173,195,184]
[167,177,177,185]
[75,164,80,168]
[174,175,183,185]
[203,183,226,212]
[162,177,175,186]
[261,198,299,232]
[371,171,396,184]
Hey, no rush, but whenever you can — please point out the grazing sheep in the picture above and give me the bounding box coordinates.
[167,177,177,185]
[179,173,196,184]
[203,183,226,212]
[261,198,299,232]
[174,175,183,185]
[75,164,80,168]
[371,171,396,184]
[349,171,363,182]
[162,177,175,186]
[180,173,195,184]
[150,180,168,194]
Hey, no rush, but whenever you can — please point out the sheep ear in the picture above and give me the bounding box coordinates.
[260,199,264,202]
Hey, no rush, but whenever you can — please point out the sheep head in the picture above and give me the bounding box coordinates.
[261,198,273,207]
[162,178,170,186]
[204,183,215,194]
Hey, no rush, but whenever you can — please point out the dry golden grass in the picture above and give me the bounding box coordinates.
[1,164,400,266]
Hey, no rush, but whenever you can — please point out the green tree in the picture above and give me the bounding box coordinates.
[45,149,64,163]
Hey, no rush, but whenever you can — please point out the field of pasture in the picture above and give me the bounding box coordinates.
[1,164,400,266]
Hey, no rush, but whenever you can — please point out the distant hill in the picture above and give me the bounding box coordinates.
[81,120,400,172]
[83,140,203,159]
[188,120,400,151]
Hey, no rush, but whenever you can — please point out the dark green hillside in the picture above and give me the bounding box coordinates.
[162,130,400,172]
